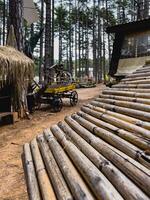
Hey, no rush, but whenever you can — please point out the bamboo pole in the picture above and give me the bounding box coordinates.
[77,111,150,150]
[103,90,150,99]
[121,79,150,84]
[111,88,150,93]
[121,76,150,82]
[23,143,41,200]
[51,124,123,200]
[44,129,96,200]
[81,105,150,139]
[133,69,150,74]
[30,139,56,200]
[112,83,150,89]
[64,116,150,196]
[95,98,150,113]
[127,72,150,78]
[71,113,150,169]
[137,66,150,70]
[37,134,73,200]
[91,100,150,122]
[88,102,150,130]
[58,121,150,200]
[99,94,150,106]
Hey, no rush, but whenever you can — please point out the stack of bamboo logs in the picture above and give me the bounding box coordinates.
[23,64,150,200]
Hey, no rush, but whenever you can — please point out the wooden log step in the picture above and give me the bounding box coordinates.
[44,129,95,200]
[121,79,150,85]
[126,72,150,78]
[133,70,150,74]
[51,125,123,200]
[37,134,73,200]
[85,103,150,130]
[58,121,149,200]
[142,64,150,68]
[23,143,41,200]
[91,100,150,122]
[121,76,150,82]
[99,94,150,105]
[112,84,150,89]
[103,90,150,99]
[81,105,150,139]
[71,113,150,169]
[110,87,150,93]
[64,116,150,197]
[77,111,150,150]
[95,98,150,113]
[30,139,56,200]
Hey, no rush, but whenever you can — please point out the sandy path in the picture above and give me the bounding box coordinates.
[0,85,104,200]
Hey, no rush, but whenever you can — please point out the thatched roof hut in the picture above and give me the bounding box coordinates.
[0,46,34,112]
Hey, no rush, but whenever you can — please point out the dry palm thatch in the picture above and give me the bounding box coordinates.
[0,46,34,111]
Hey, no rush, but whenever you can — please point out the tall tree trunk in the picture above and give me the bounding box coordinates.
[9,0,24,51]
[59,0,63,64]
[106,0,111,65]
[93,0,97,82]
[3,0,6,45]
[102,0,106,81]
[69,0,73,75]
[85,13,89,76]
[44,0,53,84]
[39,0,44,83]
[78,1,81,77]
[51,0,54,65]
[75,0,78,77]
[98,0,102,82]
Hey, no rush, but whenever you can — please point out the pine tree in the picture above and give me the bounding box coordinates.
[9,0,24,51]
[44,0,53,83]
[39,0,44,83]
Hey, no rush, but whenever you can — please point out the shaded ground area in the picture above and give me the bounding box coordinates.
[0,84,104,200]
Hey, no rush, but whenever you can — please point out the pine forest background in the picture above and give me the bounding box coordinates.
[0,0,149,82]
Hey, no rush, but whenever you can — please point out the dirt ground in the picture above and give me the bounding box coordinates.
[0,84,104,200]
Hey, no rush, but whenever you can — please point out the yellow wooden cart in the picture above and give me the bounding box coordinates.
[28,82,78,112]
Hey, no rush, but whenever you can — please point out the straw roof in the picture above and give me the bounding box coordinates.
[0,46,34,110]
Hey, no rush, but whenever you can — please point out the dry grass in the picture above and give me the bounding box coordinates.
[0,46,34,110]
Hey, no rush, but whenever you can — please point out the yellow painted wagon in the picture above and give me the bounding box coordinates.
[28,82,78,112]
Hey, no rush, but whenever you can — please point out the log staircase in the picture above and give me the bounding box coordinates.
[23,64,150,200]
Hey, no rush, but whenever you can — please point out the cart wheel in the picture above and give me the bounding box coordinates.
[70,91,78,106]
[52,97,63,112]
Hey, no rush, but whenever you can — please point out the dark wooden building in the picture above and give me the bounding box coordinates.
[107,18,150,78]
